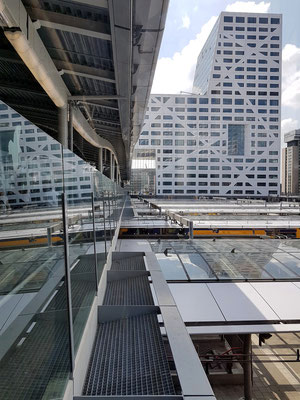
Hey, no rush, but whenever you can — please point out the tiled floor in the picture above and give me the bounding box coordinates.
[212,333,300,400]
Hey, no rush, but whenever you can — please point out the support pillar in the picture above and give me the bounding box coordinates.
[243,334,252,400]
[58,106,68,148]
[110,151,114,181]
[98,148,103,173]
[68,103,73,151]
[189,220,194,239]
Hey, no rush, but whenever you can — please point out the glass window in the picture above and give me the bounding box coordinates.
[199,98,208,104]
[259,17,268,23]
[228,124,245,155]
[224,16,233,22]
[271,18,280,24]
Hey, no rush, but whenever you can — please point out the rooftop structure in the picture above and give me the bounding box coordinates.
[0,0,169,180]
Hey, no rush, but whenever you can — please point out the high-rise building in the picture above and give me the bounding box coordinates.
[0,101,95,209]
[281,129,300,195]
[134,12,282,197]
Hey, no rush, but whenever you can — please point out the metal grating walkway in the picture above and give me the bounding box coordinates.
[0,252,105,400]
[83,313,175,396]
[111,255,146,271]
[103,275,154,305]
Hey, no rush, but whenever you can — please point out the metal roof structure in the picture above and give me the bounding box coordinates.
[0,0,169,180]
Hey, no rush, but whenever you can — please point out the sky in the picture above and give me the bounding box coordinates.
[151,0,300,146]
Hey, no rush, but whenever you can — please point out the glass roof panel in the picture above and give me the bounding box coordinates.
[201,253,244,279]
[155,253,187,280]
[259,257,296,279]
[178,253,217,280]
[273,253,300,277]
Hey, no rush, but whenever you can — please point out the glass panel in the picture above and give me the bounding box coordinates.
[178,253,217,280]
[273,253,300,277]
[156,253,187,280]
[222,253,272,279]
[63,147,96,354]
[0,123,71,400]
[254,255,296,279]
[201,253,244,279]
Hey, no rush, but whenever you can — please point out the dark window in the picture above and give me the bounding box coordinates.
[228,124,245,155]
[271,18,280,24]
[259,17,268,23]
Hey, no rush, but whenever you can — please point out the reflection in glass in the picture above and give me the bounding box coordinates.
[156,253,187,280]
[201,253,244,279]
[261,257,295,279]
[273,253,300,277]
[179,253,216,280]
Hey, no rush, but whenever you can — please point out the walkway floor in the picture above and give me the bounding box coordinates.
[212,333,300,400]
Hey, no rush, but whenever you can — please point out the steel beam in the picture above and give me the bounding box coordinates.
[77,100,118,111]
[68,0,108,7]
[69,95,124,101]
[54,59,115,83]
[27,7,111,41]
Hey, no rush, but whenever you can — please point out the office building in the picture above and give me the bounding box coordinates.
[281,129,300,195]
[0,101,95,209]
[134,12,282,197]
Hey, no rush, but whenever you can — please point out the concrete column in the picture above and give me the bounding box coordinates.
[243,334,252,400]
[58,106,68,148]
[68,103,73,151]
[98,148,103,173]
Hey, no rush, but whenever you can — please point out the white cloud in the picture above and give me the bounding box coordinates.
[282,44,300,109]
[152,1,271,93]
[225,1,270,13]
[181,14,190,29]
[152,16,217,93]
[281,118,299,134]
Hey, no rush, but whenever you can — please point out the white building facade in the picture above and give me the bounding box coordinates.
[134,12,282,197]
[0,101,95,208]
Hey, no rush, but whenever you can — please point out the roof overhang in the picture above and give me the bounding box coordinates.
[0,0,169,181]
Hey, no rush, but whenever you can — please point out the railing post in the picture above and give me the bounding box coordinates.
[91,192,98,291]
[102,192,107,257]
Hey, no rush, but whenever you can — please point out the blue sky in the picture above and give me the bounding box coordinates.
[151,0,300,141]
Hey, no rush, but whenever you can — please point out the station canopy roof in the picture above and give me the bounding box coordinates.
[0,0,169,180]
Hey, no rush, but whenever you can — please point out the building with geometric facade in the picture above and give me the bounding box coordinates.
[0,101,95,209]
[134,12,282,197]
[281,129,300,195]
